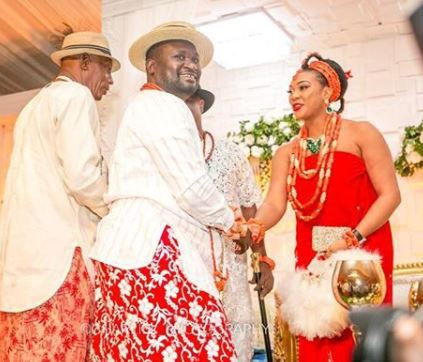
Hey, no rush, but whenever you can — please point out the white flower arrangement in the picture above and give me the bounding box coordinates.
[251,145,263,158]
[395,120,423,176]
[228,114,300,161]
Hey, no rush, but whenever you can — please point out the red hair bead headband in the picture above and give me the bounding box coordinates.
[308,61,342,102]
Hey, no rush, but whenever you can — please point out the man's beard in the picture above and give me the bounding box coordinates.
[162,77,198,99]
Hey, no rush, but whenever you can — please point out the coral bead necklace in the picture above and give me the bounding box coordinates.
[286,112,342,221]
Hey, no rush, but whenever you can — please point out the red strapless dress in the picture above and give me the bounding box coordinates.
[294,151,393,362]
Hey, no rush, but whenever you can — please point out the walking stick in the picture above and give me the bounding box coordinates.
[251,252,273,362]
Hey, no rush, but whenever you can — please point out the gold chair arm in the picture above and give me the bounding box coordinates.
[273,294,298,362]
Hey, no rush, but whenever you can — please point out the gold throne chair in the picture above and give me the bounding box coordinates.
[273,294,297,362]
[272,262,423,362]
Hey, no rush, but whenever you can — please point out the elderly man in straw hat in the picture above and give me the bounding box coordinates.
[89,22,241,361]
[0,31,120,361]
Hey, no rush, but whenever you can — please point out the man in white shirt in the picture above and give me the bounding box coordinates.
[0,31,120,361]
[89,22,242,361]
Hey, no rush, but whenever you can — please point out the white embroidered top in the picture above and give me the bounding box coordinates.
[207,139,261,207]
[206,139,261,361]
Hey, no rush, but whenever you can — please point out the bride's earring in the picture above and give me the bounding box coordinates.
[325,99,333,113]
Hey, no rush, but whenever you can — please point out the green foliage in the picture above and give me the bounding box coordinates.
[227,113,300,161]
[394,120,423,177]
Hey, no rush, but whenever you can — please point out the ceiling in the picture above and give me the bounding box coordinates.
[0,0,414,95]
[0,0,101,95]
[193,0,413,51]
[103,0,413,51]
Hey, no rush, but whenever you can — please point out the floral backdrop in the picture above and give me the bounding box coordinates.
[227,114,300,193]
[228,114,300,161]
[395,120,423,177]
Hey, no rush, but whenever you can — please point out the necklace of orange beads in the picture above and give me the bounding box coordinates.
[207,227,228,292]
[203,132,228,292]
[286,112,342,222]
[202,130,215,162]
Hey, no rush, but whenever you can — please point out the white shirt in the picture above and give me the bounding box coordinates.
[90,89,234,298]
[0,77,107,312]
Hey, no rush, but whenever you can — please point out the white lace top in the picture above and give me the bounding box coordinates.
[206,139,261,208]
[206,139,261,362]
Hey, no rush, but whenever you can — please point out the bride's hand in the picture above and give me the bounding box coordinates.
[225,207,247,240]
[325,238,348,258]
[246,218,265,243]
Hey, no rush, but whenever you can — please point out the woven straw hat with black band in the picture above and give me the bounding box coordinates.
[129,21,214,72]
[51,32,120,72]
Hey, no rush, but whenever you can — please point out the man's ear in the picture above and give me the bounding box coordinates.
[146,58,156,76]
[199,99,205,113]
[80,53,90,71]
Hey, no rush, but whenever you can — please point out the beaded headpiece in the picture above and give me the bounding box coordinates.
[308,61,341,102]
[292,53,352,103]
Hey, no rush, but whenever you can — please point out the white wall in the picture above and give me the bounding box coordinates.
[200,35,423,155]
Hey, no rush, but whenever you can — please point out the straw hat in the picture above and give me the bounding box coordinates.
[129,21,213,72]
[195,87,215,114]
[51,32,120,72]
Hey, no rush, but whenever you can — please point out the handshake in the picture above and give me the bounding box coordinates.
[222,207,265,253]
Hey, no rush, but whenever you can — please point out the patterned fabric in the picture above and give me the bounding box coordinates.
[0,247,94,362]
[90,226,236,362]
[221,250,254,362]
[207,140,261,207]
[206,139,261,362]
